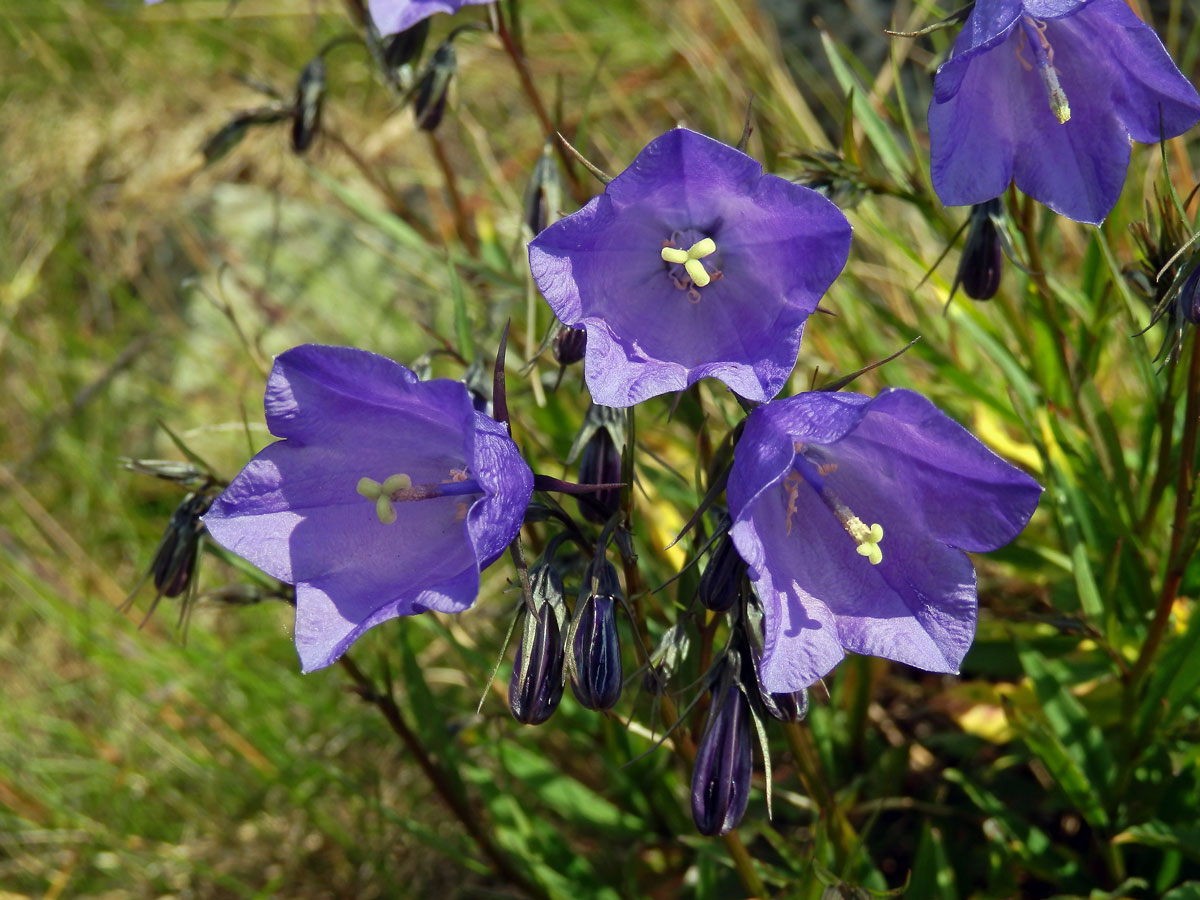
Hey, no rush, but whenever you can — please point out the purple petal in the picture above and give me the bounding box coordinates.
[203,345,534,672]
[728,389,1041,693]
[530,128,851,406]
[367,0,491,36]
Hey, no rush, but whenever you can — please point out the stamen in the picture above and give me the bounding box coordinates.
[787,454,885,565]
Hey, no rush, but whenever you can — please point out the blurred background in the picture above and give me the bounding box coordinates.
[3,1,1200,897]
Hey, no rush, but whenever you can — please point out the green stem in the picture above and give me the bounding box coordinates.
[493,8,587,205]
[338,656,550,900]
[1127,329,1200,687]
[426,131,478,254]
[781,721,856,863]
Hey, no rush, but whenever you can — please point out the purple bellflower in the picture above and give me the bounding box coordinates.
[368,0,491,37]
[529,128,852,407]
[203,345,533,673]
[929,0,1200,225]
[727,389,1041,693]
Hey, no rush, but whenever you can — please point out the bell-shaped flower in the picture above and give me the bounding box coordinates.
[203,345,533,672]
[928,0,1200,225]
[368,0,491,37]
[727,389,1042,693]
[529,128,852,407]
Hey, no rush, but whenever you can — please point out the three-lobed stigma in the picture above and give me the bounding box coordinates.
[787,450,886,565]
[1017,17,1071,125]
[661,237,717,288]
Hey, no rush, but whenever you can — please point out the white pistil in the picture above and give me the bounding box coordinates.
[786,452,886,565]
[1018,17,1071,125]
[661,237,717,288]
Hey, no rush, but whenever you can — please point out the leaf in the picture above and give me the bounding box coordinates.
[1114,821,1200,863]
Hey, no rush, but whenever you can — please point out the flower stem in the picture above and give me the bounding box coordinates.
[426,131,478,254]
[493,9,587,205]
[1127,328,1200,687]
[614,408,765,898]
[337,655,550,900]
[781,721,856,863]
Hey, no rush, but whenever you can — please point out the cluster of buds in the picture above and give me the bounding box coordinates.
[508,556,625,725]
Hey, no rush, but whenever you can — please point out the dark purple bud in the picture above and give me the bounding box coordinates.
[524,142,563,237]
[152,491,212,598]
[698,528,747,613]
[1180,265,1200,326]
[461,358,493,416]
[291,57,326,154]
[553,326,587,366]
[383,18,431,72]
[509,566,566,725]
[691,683,753,836]
[954,199,1004,301]
[568,562,623,710]
[414,40,455,132]
[576,428,622,524]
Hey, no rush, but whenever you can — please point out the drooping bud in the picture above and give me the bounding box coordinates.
[414,39,456,132]
[691,680,753,836]
[291,56,326,154]
[153,491,213,599]
[509,564,567,725]
[553,325,587,367]
[952,199,1004,301]
[523,140,564,237]
[567,404,625,525]
[566,560,623,710]
[698,516,747,613]
[200,107,291,165]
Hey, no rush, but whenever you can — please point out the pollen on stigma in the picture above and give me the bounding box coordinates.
[661,234,722,301]
[357,470,481,525]
[783,444,885,565]
[1016,17,1071,125]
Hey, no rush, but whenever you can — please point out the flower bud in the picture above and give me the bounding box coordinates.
[576,428,622,525]
[523,141,563,237]
[568,404,624,525]
[509,565,567,725]
[291,56,326,154]
[567,561,623,710]
[153,491,212,599]
[954,199,1003,301]
[201,107,290,165]
[383,18,431,73]
[414,40,455,132]
[698,524,747,613]
[553,326,587,366]
[1179,265,1200,326]
[691,682,753,836]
